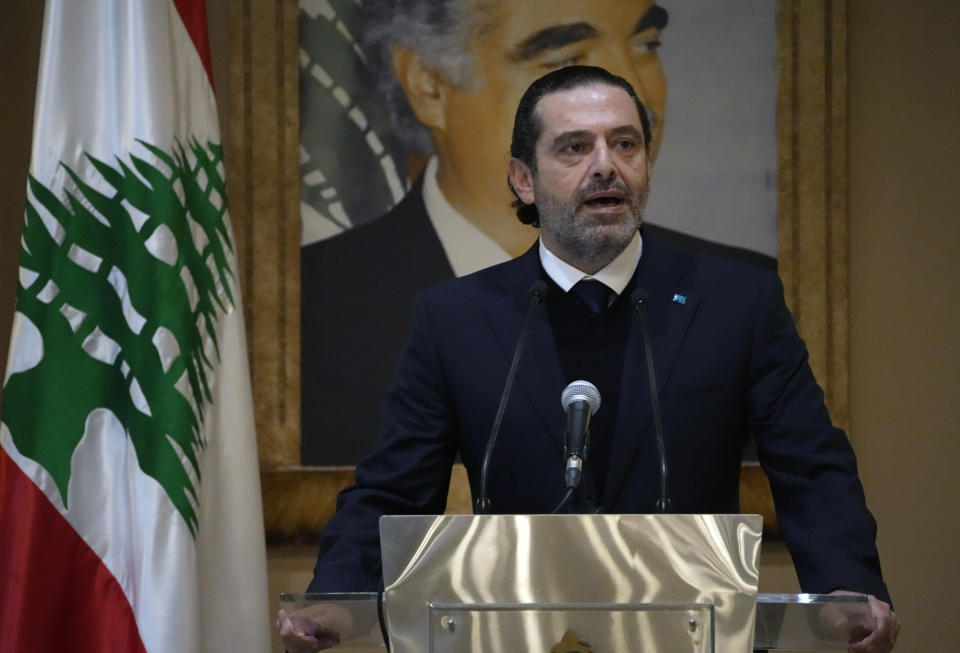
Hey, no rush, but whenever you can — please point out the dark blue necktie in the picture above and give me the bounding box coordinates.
[571,279,612,315]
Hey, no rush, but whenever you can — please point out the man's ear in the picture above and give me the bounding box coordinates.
[508,158,536,205]
[392,46,447,131]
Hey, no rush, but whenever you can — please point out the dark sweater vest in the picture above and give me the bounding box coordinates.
[543,272,637,500]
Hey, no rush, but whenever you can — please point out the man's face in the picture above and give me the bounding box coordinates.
[428,0,666,220]
[511,83,650,268]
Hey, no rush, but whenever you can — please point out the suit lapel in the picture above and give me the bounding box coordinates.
[603,236,701,507]
[484,248,567,458]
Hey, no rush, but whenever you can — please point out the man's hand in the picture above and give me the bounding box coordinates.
[276,604,353,652]
[826,590,901,652]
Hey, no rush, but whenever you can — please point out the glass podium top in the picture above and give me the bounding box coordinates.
[279,592,872,651]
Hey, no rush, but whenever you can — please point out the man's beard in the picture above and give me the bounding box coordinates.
[535,177,649,268]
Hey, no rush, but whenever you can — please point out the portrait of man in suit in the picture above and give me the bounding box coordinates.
[299,0,777,464]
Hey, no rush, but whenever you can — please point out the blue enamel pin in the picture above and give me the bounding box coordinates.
[672,293,687,305]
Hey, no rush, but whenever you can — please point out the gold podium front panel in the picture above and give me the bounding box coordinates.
[379,514,762,652]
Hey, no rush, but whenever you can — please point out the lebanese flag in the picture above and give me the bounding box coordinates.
[0,1,270,652]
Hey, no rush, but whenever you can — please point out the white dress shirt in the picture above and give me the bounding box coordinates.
[539,230,643,302]
[421,156,512,277]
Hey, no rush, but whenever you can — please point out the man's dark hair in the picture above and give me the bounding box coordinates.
[508,65,652,227]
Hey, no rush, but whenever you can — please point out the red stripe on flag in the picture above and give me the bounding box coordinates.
[171,0,215,87]
[0,449,148,653]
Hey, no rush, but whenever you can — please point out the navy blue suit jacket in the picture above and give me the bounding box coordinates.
[309,231,889,603]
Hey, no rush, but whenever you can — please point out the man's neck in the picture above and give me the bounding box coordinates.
[539,231,642,294]
[541,236,622,276]
[435,161,538,258]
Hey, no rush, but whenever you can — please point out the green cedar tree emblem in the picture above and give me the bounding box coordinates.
[2,139,234,536]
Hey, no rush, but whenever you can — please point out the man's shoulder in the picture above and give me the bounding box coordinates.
[643,224,779,287]
[644,221,774,266]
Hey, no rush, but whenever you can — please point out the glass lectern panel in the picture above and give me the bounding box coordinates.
[278,592,871,650]
[278,592,384,652]
[428,602,714,652]
[754,593,872,650]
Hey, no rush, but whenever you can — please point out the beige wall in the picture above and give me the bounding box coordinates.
[2,2,958,651]
[847,0,960,649]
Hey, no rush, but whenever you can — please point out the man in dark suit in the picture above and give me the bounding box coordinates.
[283,66,898,652]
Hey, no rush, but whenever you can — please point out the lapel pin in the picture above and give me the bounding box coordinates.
[672,293,687,305]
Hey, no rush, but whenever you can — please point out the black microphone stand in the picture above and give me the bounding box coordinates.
[632,288,671,513]
[475,280,547,514]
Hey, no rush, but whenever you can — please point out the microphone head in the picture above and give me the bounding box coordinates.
[561,380,601,414]
[528,279,548,303]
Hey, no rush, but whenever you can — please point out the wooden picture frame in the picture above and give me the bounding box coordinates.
[224,0,849,542]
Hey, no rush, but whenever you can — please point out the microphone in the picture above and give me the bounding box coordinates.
[476,279,548,514]
[561,380,602,490]
[631,288,670,513]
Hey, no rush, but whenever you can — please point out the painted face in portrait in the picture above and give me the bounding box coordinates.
[394,0,667,251]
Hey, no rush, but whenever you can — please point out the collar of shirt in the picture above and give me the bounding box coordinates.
[421,156,512,277]
[538,229,643,295]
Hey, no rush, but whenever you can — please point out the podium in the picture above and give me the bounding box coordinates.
[281,514,872,651]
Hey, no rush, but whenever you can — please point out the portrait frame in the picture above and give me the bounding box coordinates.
[223,0,849,542]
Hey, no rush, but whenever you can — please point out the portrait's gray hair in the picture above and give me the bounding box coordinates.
[362,0,492,153]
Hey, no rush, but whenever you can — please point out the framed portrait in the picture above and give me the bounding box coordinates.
[224,0,849,541]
